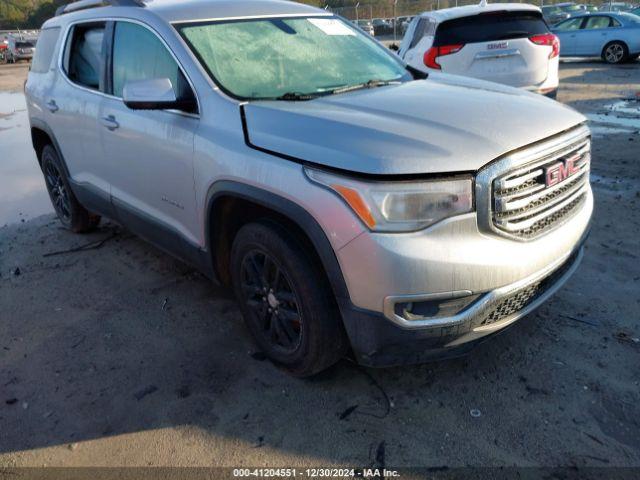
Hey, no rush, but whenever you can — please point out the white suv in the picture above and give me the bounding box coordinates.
[399,3,560,97]
[26,0,592,376]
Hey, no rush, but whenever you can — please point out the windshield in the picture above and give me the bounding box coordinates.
[177,16,409,99]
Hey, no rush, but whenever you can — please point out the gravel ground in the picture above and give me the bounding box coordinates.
[0,61,639,472]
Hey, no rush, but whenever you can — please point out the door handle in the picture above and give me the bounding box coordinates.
[46,100,58,113]
[100,115,119,131]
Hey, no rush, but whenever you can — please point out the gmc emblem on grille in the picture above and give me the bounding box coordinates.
[545,155,581,187]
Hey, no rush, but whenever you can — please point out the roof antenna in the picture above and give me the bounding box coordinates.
[479,0,488,6]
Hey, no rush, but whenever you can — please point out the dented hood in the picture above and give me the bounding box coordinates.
[242,75,586,175]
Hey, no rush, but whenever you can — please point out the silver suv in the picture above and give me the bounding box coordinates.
[26,0,593,376]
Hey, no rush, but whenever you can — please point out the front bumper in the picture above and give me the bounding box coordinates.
[339,242,586,367]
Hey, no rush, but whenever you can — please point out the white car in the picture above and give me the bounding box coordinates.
[398,2,560,97]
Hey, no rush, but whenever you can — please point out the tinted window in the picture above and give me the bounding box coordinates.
[16,41,35,48]
[112,22,195,111]
[410,18,437,49]
[66,23,106,90]
[410,19,428,48]
[434,11,549,45]
[555,17,584,30]
[31,28,60,73]
[584,16,613,28]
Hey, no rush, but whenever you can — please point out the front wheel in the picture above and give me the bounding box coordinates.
[41,144,101,233]
[602,41,628,64]
[230,221,348,377]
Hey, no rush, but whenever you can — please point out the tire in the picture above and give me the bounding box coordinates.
[602,41,628,64]
[230,221,348,377]
[41,144,101,233]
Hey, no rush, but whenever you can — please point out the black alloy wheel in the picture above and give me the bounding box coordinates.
[44,160,72,224]
[239,249,303,354]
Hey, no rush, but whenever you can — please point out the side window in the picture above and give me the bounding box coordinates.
[409,18,428,49]
[610,17,622,27]
[31,27,60,73]
[112,21,196,113]
[584,16,612,29]
[555,17,583,31]
[426,20,436,36]
[65,23,106,90]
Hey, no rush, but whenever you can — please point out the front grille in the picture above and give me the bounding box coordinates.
[478,250,579,327]
[490,131,591,240]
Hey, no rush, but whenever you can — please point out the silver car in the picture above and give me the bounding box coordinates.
[6,35,37,63]
[26,0,593,376]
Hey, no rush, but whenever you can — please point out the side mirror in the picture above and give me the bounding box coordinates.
[123,78,191,111]
[388,43,399,52]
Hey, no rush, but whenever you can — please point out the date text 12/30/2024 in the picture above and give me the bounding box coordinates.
[232,468,401,478]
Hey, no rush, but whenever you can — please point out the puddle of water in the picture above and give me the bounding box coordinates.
[0,92,53,226]
[610,99,640,116]
[586,98,640,136]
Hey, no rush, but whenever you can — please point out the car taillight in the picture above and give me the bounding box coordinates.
[423,44,464,70]
[529,33,559,59]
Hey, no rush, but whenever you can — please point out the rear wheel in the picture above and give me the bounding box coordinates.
[230,221,348,377]
[602,41,628,64]
[41,144,101,233]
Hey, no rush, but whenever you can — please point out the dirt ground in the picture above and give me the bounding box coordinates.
[0,60,639,473]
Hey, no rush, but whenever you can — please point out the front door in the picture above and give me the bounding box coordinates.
[99,20,200,249]
[554,17,584,56]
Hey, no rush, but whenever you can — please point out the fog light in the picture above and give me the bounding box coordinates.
[394,294,481,322]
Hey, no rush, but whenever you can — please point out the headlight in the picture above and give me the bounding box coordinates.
[305,167,474,232]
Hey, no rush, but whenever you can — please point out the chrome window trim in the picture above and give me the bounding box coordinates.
[57,16,201,119]
[475,124,591,242]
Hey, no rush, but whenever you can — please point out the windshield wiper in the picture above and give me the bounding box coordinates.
[270,80,400,101]
[330,79,401,95]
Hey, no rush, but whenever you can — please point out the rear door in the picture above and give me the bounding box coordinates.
[46,20,111,209]
[433,10,553,87]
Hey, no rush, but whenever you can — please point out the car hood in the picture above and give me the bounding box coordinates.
[242,74,586,175]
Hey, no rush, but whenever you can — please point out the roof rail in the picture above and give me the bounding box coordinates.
[55,0,145,17]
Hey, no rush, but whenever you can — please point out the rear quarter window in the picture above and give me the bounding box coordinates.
[31,27,60,73]
[434,11,549,46]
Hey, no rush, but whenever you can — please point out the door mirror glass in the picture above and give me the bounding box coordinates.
[123,78,182,110]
